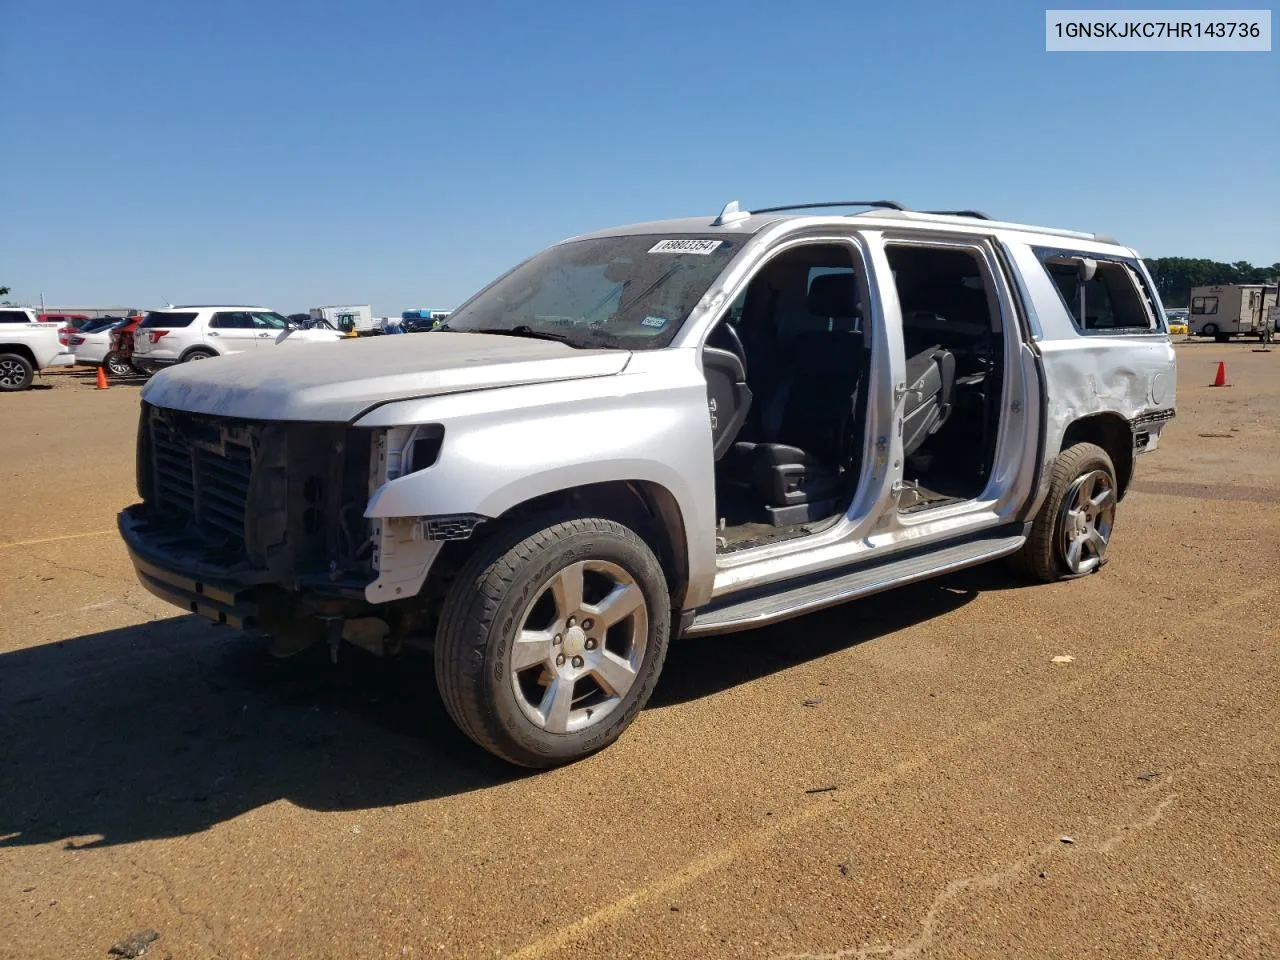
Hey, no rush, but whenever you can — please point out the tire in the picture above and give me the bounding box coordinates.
[1201,323,1217,338]
[435,514,671,768]
[0,353,35,392]
[1008,442,1118,583]
[105,352,132,377]
[182,348,217,362]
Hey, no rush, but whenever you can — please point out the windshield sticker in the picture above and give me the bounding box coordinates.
[648,238,724,255]
[640,316,668,329]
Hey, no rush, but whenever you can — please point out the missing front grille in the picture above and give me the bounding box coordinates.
[147,408,256,553]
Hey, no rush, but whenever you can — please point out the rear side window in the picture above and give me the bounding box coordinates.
[0,310,32,323]
[1034,248,1158,333]
[211,311,254,329]
[140,311,198,328]
[1191,296,1218,315]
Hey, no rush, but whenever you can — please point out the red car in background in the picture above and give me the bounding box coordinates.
[108,315,145,375]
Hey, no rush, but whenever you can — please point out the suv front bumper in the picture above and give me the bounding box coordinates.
[118,506,260,629]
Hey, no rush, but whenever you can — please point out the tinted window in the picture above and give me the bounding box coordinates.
[211,311,254,329]
[141,311,198,328]
[81,318,122,334]
[1191,297,1218,315]
[0,310,32,323]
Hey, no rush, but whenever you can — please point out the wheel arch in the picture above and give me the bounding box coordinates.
[179,344,219,362]
[1061,413,1132,500]
[441,480,690,609]
[0,344,38,367]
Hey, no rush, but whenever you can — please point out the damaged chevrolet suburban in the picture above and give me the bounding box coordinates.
[119,200,1177,767]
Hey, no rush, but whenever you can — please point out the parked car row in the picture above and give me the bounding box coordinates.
[126,306,347,373]
[0,302,358,390]
[67,306,348,378]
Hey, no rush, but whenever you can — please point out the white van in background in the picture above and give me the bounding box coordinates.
[1189,284,1278,342]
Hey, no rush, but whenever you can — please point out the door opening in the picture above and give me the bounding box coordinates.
[884,243,1005,512]
[702,242,870,553]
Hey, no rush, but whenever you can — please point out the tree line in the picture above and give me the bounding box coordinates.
[1143,258,1280,307]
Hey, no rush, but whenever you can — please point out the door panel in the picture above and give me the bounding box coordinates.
[208,312,261,353]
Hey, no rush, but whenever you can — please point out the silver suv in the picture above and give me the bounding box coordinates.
[118,200,1177,767]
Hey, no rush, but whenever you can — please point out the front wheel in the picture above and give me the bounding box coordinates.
[1008,443,1117,583]
[435,515,671,768]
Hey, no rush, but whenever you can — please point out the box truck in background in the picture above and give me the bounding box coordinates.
[310,304,374,334]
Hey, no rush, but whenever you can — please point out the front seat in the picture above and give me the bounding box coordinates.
[732,274,866,523]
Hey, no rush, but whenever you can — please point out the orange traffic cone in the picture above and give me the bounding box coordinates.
[95,366,109,390]
[1211,361,1227,387]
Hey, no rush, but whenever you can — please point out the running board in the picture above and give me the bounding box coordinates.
[685,531,1025,636]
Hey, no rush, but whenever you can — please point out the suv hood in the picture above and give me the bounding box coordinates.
[140,333,632,422]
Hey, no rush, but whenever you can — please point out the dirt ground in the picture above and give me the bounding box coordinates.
[2,345,1277,960]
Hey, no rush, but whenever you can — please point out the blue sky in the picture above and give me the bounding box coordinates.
[2,0,1276,314]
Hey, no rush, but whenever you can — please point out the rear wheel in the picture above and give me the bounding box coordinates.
[435,515,671,768]
[1009,443,1117,583]
[183,348,217,362]
[105,352,132,377]
[0,353,34,392]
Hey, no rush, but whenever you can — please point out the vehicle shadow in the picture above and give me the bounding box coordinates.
[651,566,1003,707]
[0,565,1019,849]
[0,616,519,849]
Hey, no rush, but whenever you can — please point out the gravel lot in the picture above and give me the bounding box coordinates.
[2,343,1277,960]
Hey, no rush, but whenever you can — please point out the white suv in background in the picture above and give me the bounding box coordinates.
[131,305,347,373]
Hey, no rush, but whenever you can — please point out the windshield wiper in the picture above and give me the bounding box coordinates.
[617,263,684,314]
[474,325,575,344]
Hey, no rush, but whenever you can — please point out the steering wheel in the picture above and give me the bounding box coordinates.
[706,321,748,377]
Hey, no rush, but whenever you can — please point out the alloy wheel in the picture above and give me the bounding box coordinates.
[0,357,28,388]
[509,559,649,734]
[1058,469,1116,575]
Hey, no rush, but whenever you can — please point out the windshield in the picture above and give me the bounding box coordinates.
[443,234,742,349]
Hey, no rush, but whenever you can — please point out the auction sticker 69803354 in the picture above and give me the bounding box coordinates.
[648,238,724,255]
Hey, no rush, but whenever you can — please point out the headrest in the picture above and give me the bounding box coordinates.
[807,273,860,318]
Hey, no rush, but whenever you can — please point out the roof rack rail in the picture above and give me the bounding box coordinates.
[750,200,907,214]
[922,209,993,220]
